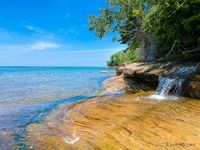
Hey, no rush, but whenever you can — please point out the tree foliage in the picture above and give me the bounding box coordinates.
[146,0,200,55]
[89,0,150,45]
[107,48,138,66]
[89,0,200,65]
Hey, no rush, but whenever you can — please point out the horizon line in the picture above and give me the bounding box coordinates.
[0,65,109,68]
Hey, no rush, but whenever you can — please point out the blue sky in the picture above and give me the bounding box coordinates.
[0,0,125,66]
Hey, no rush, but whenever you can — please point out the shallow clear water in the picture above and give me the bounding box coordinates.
[0,66,114,149]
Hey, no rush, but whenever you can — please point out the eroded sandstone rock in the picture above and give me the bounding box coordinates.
[119,62,200,99]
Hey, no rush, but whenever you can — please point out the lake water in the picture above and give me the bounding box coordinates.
[0,67,114,149]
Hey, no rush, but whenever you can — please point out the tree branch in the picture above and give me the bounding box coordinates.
[166,40,177,56]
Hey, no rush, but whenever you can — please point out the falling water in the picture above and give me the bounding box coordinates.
[151,66,198,100]
[156,77,184,97]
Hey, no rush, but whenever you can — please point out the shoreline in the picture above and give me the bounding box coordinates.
[26,71,200,149]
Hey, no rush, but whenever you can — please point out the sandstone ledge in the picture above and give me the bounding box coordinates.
[116,62,200,99]
[27,93,200,150]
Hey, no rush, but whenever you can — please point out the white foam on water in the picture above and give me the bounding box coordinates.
[147,94,178,101]
[63,133,80,144]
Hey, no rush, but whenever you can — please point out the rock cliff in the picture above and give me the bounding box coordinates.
[116,62,200,99]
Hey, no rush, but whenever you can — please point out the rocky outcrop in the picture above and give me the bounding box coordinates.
[116,66,125,75]
[101,76,127,95]
[184,71,200,99]
[101,75,148,95]
[116,62,200,99]
[185,81,200,99]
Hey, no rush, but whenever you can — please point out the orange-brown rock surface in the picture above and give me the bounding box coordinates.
[101,76,127,95]
[26,92,200,150]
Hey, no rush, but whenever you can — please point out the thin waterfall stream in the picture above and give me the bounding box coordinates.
[150,66,198,100]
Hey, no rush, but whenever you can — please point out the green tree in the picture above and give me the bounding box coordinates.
[107,48,138,66]
[146,0,200,56]
[89,0,152,45]
[89,0,200,65]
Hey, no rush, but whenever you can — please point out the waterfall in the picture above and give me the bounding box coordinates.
[150,66,198,100]
[156,77,184,97]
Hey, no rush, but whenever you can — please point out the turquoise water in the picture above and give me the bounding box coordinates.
[0,67,114,149]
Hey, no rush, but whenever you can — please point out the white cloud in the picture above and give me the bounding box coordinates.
[28,41,61,50]
[61,46,127,54]
[0,41,61,55]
